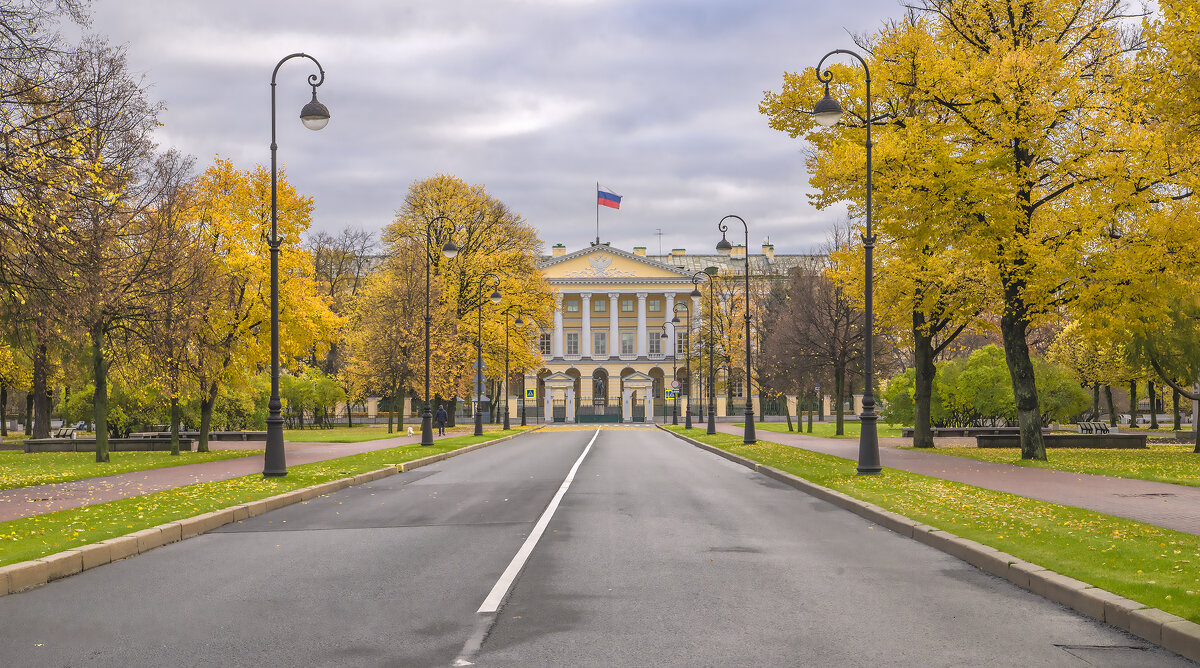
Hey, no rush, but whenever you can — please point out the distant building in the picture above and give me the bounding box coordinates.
[524,241,818,423]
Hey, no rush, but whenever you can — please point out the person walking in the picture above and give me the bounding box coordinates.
[435,404,447,436]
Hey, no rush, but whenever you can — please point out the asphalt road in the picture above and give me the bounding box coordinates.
[0,427,1191,667]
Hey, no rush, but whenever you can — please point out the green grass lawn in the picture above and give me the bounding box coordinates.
[740,421,905,439]
[903,443,1200,487]
[283,423,504,443]
[0,450,260,491]
[666,426,1200,624]
[0,427,535,567]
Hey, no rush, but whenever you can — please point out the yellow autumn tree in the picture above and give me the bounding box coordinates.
[184,156,341,451]
[384,175,553,418]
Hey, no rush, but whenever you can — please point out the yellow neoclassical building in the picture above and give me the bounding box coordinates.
[522,241,808,423]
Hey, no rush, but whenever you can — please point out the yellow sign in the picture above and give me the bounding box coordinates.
[665,390,676,399]
[526,388,536,399]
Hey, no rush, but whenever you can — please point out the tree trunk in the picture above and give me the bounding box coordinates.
[785,395,793,432]
[1128,380,1137,427]
[32,339,50,438]
[0,383,7,437]
[911,322,936,448]
[999,309,1045,460]
[1171,386,1180,431]
[91,324,110,463]
[198,380,216,453]
[387,388,395,433]
[397,385,406,431]
[447,397,459,428]
[346,399,353,428]
[1104,385,1116,427]
[169,396,180,456]
[807,389,813,433]
[1091,384,1100,421]
[834,364,845,436]
[1149,381,1159,429]
[24,393,32,435]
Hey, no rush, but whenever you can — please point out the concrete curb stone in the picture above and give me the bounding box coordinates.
[0,428,541,597]
[657,425,1200,665]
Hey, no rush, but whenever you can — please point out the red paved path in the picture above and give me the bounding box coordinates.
[717,424,1200,536]
[0,427,484,522]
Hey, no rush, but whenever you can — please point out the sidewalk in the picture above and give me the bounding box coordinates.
[0,426,491,522]
[716,424,1200,536]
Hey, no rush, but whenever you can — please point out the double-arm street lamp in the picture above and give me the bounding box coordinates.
[474,273,503,436]
[813,48,881,475]
[691,270,717,435]
[419,216,459,446]
[658,323,678,425]
[264,53,330,478]
[673,302,692,429]
[502,305,524,431]
[715,215,756,445]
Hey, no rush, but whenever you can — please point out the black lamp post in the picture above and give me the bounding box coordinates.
[264,53,330,478]
[659,324,678,425]
[674,302,692,429]
[420,216,459,446]
[502,306,523,430]
[813,48,881,475]
[716,215,756,445]
[475,273,503,436]
[692,270,717,435]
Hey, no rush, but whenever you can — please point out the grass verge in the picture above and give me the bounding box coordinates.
[0,428,534,567]
[666,426,1200,623]
[0,450,261,491]
[901,443,1200,488]
[282,424,501,443]
[739,421,905,439]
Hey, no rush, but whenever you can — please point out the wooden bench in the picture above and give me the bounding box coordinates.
[51,427,77,439]
[1077,422,1112,434]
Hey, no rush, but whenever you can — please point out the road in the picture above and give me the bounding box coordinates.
[0,427,1190,667]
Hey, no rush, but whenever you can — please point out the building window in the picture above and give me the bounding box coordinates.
[566,332,580,355]
[593,331,607,356]
[648,298,661,312]
[648,333,662,355]
[594,299,606,312]
[566,300,579,313]
[539,333,551,355]
[676,332,688,356]
[730,377,743,398]
[620,332,635,355]
[621,298,634,312]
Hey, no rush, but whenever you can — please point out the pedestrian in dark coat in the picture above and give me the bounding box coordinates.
[435,405,448,435]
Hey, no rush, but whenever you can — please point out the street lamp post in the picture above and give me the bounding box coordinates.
[692,271,718,435]
[264,53,330,478]
[674,302,692,429]
[659,324,678,425]
[420,216,459,446]
[715,215,756,445]
[502,306,523,431]
[813,48,881,475]
[475,273,503,436]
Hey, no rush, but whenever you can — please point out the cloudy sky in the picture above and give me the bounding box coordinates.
[84,0,905,255]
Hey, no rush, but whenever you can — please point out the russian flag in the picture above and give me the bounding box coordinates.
[597,188,621,209]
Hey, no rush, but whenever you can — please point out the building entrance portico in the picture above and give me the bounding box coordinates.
[543,372,576,423]
[621,372,654,423]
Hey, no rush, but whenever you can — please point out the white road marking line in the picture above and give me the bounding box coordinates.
[476,428,600,614]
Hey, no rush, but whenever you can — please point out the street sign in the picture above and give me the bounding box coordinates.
[526,388,536,399]
[671,380,681,389]
[665,390,676,399]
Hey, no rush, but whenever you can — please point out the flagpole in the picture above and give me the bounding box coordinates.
[595,181,600,245]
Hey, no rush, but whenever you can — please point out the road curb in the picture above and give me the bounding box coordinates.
[0,427,542,597]
[658,426,1200,664]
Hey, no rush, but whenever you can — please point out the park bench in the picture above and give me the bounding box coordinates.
[1077,422,1111,434]
[51,427,76,439]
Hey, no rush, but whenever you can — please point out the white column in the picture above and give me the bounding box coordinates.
[553,293,564,358]
[664,292,676,354]
[581,293,592,358]
[608,292,619,358]
[636,292,648,357]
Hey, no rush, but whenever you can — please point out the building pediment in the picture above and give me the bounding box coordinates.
[541,245,694,281]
